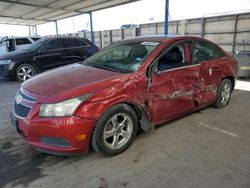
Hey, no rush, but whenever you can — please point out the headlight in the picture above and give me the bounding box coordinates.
[0,60,12,65]
[39,95,91,117]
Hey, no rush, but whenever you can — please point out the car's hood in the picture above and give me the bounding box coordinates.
[21,63,127,103]
[0,50,34,60]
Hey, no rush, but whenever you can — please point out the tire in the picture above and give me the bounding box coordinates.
[91,104,138,157]
[16,64,37,82]
[214,79,233,108]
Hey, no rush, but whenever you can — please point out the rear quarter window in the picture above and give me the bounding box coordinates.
[64,38,88,48]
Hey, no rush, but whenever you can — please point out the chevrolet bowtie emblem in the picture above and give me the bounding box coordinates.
[16,94,23,105]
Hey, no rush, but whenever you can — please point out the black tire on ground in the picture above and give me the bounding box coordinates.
[214,79,233,108]
[16,64,37,82]
[91,104,138,157]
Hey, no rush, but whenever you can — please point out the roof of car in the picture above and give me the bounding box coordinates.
[120,35,218,46]
[44,36,86,40]
[120,35,198,43]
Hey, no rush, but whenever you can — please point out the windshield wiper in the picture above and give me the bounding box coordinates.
[86,64,122,73]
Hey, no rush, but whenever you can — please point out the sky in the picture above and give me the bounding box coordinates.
[0,0,250,36]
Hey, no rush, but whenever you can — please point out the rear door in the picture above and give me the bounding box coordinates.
[63,38,88,65]
[34,39,64,71]
[148,40,200,124]
[193,40,226,104]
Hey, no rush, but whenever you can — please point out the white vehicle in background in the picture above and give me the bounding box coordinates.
[0,36,41,56]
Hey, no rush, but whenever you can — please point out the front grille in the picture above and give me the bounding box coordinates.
[14,101,31,118]
[19,90,36,102]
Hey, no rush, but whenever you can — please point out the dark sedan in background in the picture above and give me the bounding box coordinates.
[0,37,99,81]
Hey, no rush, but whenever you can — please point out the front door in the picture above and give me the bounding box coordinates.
[34,39,64,71]
[148,41,199,124]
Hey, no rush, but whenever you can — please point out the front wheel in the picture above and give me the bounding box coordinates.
[214,79,232,108]
[16,64,37,82]
[91,104,138,157]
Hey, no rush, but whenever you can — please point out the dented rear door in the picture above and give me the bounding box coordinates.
[193,40,225,104]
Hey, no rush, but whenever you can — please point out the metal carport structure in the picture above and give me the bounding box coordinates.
[0,0,169,42]
[0,0,143,25]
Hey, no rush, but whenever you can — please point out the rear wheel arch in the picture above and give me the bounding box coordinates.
[221,76,235,90]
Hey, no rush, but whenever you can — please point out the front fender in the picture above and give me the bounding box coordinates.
[74,79,149,120]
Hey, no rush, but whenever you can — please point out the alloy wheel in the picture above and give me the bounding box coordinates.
[103,113,133,150]
[221,83,231,106]
[17,66,34,81]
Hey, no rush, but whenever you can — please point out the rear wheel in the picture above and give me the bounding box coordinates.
[16,64,37,82]
[91,104,138,157]
[214,79,232,108]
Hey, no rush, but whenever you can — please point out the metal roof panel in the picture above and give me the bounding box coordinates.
[0,0,140,25]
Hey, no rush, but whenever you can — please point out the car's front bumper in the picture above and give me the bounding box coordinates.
[10,112,96,155]
[0,63,15,78]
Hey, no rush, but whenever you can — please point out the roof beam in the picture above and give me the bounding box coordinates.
[0,14,53,23]
[21,0,85,19]
[77,0,140,12]
[0,0,87,14]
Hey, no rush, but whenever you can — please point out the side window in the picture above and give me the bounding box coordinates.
[64,39,88,48]
[15,38,32,45]
[76,39,88,47]
[195,41,213,63]
[213,45,225,58]
[42,39,63,51]
[158,43,190,72]
[195,41,225,64]
[64,39,77,48]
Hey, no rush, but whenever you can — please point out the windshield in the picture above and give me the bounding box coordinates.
[26,39,45,51]
[82,41,159,73]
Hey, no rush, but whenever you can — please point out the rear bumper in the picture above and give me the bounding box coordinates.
[11,112,96,155]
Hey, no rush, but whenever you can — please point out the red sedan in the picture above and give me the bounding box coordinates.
[10,36,238,156]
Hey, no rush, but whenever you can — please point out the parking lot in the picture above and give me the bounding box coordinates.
[0,77,249,188]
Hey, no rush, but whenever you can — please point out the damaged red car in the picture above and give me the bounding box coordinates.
[11,36,238,156]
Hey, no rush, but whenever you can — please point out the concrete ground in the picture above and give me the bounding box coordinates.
[0,78,250,188]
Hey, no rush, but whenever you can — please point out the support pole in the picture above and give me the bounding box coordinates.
[201,18,206,38]
[89,12,94,43]
[55,20,59,36]
[34,25,37,36]
[164,0,169,35]
[28,25,31,36]
[232,15,239,53]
